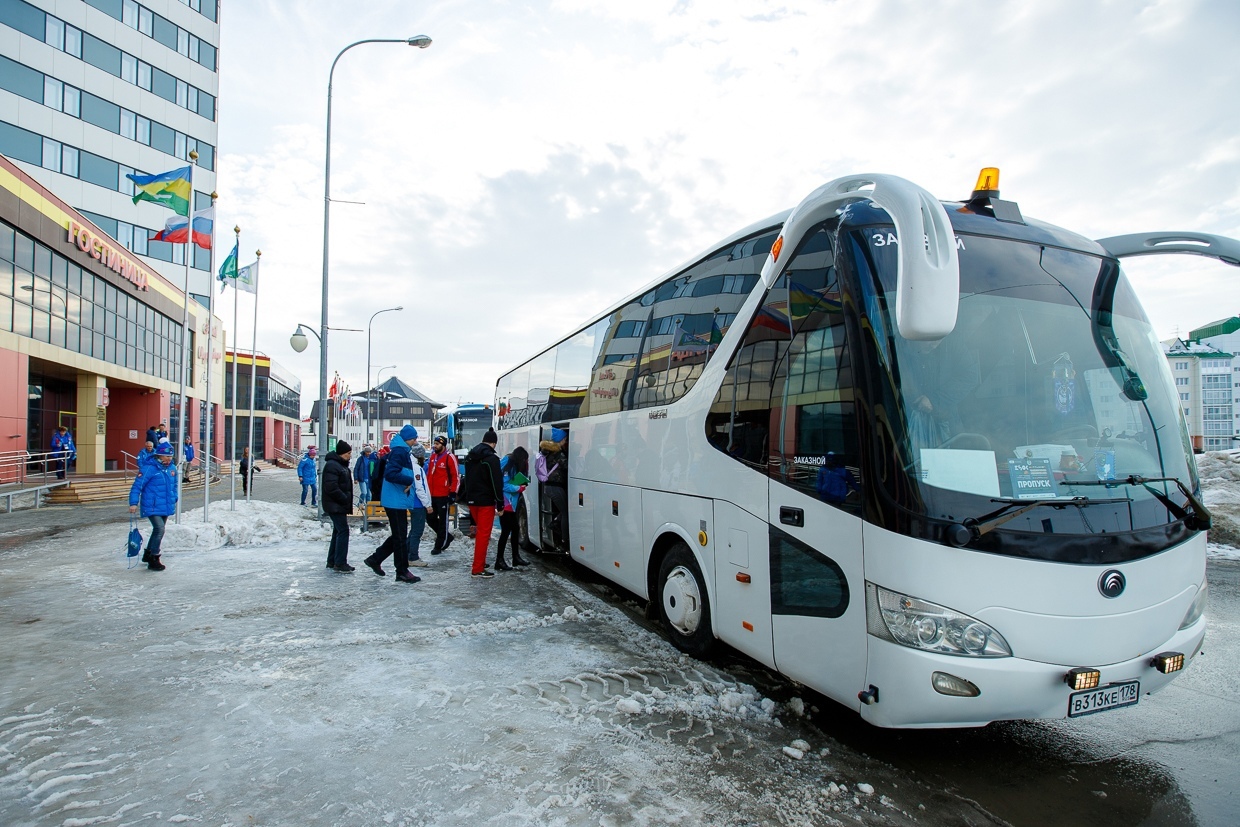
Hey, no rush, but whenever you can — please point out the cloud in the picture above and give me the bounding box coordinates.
[215,0,1240,413]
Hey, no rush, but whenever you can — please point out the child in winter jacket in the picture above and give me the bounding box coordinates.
[128,441,178,570]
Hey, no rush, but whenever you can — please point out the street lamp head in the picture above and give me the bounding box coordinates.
[407,35,432,48]
[290,326,309,353]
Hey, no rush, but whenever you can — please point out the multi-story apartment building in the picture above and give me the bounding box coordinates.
[1190,315,1240,450]
[0,0,219,301]
[1164,336,1235,452]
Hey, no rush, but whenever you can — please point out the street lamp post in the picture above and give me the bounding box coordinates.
[365,306,402,447]
[318,34,431,503]
[371,363,396,446]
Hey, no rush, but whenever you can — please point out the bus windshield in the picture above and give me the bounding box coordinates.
[853,227,1196,538]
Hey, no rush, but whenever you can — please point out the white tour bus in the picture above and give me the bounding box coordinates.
[494,170,1232,728]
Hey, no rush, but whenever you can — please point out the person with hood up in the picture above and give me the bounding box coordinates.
[535,428,568,551]
[364,425,432,583]
[128,440,178,571]
[321,440,355,571]
[462,428,504,578]
[494,445,531,571]
[353,444,377,505]
[298,446,318,506]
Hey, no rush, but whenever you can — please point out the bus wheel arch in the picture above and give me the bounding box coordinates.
[653,537,716,658]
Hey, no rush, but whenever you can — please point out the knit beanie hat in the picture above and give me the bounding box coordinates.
[483,427,498,444]
[336,440,352,455]
[400,424,418,442]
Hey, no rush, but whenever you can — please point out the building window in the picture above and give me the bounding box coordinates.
[41,137,61,173]
[44,16,64,50]
[63,85,80,117]
[61,145,78,177]
[43,76,62,111]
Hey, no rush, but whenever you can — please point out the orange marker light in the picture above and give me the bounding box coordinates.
[742,621,754,632]
[770,235,784,262]
[974,167,1000,193]
[735,572,751,583]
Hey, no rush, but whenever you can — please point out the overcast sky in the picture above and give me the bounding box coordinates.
[212,0,1240,415]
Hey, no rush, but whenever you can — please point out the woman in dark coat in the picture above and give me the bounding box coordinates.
[322,441,354,571]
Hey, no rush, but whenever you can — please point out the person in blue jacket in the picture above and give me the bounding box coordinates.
[494,446,531,571]
[135,440,156,473]
[183,436,196,480]
[353,444,377,505]
[363,425,433,583]
[128,440,178,571]
[815,452,860,505]
[51,426,75,479]
[298,446,318,506]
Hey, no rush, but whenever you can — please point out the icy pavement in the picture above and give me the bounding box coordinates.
[0,501,997,827]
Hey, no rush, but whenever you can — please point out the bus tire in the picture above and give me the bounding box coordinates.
[657,543,714,658]
[517,500,537,552]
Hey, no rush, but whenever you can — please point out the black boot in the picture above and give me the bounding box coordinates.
[494,559,513,572]
[363,555,386,577]
[142,549,152,564]
[512,552,530,568]
[148,556,165,571]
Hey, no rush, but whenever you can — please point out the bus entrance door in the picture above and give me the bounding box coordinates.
[768,485,867,710]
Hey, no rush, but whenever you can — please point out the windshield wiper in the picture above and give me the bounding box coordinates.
[948,495,1131,546]
[1067,475,1211,530]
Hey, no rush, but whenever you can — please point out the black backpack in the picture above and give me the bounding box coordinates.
[368,455,387,502]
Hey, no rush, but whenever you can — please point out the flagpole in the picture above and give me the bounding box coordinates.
[174,152,197,524]
[203,192,218,522]
[246,251,261,503]
[229,226,240,510]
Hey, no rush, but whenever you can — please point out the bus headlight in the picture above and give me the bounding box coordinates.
[1179,581,1207,630]
[866,583,1012,658]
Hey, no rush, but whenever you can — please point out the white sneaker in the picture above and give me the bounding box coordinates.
[409,559,429,567]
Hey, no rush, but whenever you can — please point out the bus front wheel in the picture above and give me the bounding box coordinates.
[657,544,714,658]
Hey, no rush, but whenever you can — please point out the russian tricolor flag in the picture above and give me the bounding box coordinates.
[151,207,213,249]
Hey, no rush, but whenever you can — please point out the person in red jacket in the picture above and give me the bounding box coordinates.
[426,434,459,555]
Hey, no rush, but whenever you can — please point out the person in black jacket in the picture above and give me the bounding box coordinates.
[462,428,504,578]
[322,441,354,572]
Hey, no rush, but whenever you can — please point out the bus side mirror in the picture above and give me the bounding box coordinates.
[766,174,960,341]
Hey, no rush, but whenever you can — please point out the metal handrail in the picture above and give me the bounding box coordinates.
[0,449,65,487]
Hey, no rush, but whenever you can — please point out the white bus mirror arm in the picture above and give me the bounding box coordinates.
[762,173,960,341]
[1096,231,1240,267]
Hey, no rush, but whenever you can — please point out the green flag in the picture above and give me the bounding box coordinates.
[217,242,238,292]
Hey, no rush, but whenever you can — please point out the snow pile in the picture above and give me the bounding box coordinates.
[160,500,332,551]
[1199,451,1240,557]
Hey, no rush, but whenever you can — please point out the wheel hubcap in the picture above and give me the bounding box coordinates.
[662,566,702,635]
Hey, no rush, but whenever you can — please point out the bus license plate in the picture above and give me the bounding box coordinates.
[1068,681,1140,718]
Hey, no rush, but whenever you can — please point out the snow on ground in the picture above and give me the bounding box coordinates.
[0,501,966,827]
[1198,450,1240,560]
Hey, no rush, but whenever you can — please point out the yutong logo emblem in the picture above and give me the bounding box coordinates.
[1098,570,1126,599]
